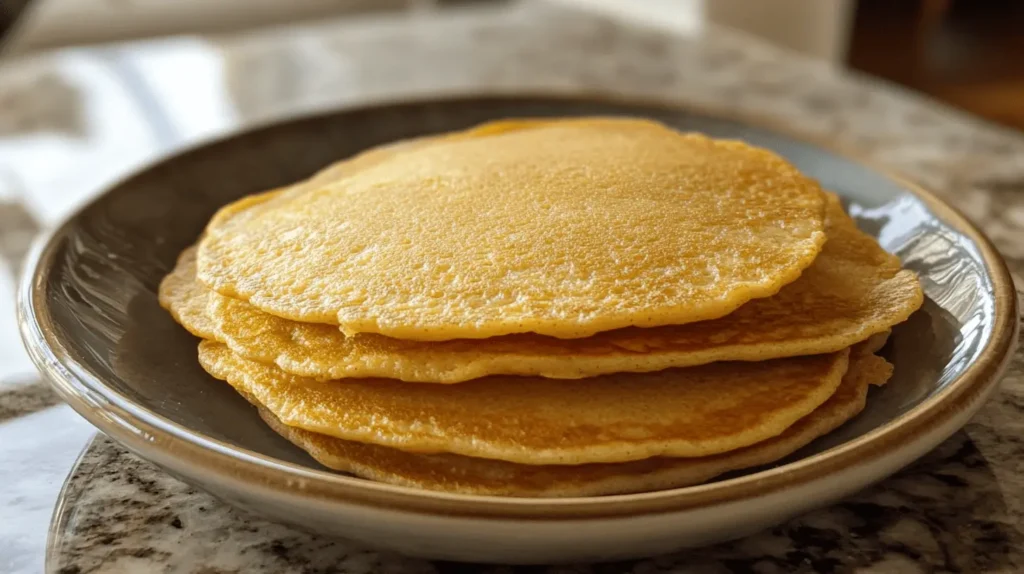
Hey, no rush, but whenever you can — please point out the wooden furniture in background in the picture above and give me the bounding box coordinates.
[848,0,1024,130]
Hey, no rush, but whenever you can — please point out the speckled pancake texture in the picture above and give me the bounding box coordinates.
[156,116,924,496]
[196,117,828,341]
[253,349,891,497]
[197,341,850,465]
[156,194,920,383]
[158,248,217,340]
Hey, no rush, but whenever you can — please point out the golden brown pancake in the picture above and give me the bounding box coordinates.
[160,195,919,383]
[197,121,580,267]
[197,341,849,465]
[158,248,217,340]
[197,118,827,340]
[251,350,890,497]
[859,330,891,356]
[157,128,472,337]
[198,131,468,238]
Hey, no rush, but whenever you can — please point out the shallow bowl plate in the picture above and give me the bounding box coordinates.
[18,96,1017,564]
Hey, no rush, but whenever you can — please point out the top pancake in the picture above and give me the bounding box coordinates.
[197,117,827,340]
[161,194,920,383]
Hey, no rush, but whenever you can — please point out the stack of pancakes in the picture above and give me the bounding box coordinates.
[160,118,923,497]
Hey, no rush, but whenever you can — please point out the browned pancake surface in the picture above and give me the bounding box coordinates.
[255,350,890,497]
[198,341,849,465]
[197,118,827,340]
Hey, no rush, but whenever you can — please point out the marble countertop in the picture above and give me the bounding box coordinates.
[2,1,1024,572]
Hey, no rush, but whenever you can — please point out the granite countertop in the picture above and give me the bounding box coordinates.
[2,1,1024,572]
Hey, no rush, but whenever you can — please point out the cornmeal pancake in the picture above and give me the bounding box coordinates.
[254,350,891,497]
[197,341,850,465]
[159,195,918,383]
[197,119,580,269]
[197,117,827,340]
[199,131,469,237]
[158,247,218,340]
[158,128,471,335]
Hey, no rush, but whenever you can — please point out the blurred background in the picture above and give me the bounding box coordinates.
[1,0,1022,380]
[3,3,1024,571]
[5,0,1024,129]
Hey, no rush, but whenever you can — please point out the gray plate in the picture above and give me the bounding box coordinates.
[17,96,1018,563]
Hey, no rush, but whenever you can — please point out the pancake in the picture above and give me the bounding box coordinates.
[158,128,472,335]
[252,350,890,497]
[158,247,217,340]
[860,329,891,356]
[159,196,918,383]
[199,131,470,237]
[261,352,889,496]
[197,120,591,273]
[197,117,827,341]
[197,341,850,465]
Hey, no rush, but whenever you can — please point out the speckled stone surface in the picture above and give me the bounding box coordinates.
[0,381,59,422]
[53,428,1024,573]
[3,0,1024,572]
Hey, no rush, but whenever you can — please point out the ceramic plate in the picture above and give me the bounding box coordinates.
[19,96,1017,564]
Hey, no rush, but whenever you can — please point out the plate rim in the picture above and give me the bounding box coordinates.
[18,92,1020,521]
